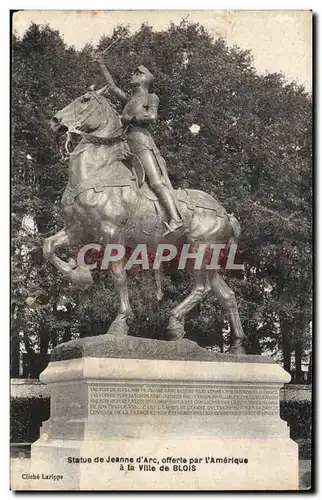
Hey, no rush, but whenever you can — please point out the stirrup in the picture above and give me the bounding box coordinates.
[163,219,184,237]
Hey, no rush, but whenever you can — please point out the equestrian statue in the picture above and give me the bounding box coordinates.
[44,53,246,354]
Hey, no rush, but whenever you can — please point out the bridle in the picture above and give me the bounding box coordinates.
[62,92,124,158]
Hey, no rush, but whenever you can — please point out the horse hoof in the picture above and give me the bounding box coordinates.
[68,258,77,270]
[167,329,185,341]
[108,325,129,337]
[167,317,186,341]
[68,267,93,286]
[228,342,246,355]
[107,315,130,337]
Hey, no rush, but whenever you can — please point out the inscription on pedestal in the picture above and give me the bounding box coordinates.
[89,385,279,416]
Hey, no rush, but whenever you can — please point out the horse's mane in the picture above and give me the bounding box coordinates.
[97,93,120,117]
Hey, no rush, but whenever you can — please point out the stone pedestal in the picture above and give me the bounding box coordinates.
[29,337,298,490]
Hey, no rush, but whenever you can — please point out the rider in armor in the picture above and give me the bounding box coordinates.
[95,55,184,235]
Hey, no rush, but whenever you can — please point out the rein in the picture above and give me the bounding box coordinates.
[61,93,125,160]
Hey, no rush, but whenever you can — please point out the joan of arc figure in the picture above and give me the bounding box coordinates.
[95,55,184,235]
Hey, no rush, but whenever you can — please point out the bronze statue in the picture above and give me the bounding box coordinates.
[95,55,183,235]
[45,81,246,354]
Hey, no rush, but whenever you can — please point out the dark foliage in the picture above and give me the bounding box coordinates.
[10,397,50,443]
[280,400,312,442]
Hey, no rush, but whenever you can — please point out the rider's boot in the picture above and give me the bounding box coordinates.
[151,182,184,235]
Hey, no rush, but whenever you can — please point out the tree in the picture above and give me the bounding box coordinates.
[11,20,312,376]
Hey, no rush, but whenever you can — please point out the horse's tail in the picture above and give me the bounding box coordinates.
[228,214,241,245]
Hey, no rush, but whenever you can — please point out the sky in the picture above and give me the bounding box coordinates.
[13,10,312,90]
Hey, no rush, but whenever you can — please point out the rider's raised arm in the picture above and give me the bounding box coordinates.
[95,55,127,103]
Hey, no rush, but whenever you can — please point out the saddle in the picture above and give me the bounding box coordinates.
[62,161,226,219]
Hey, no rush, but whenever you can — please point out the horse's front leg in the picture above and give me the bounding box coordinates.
[43,226,93,286]
[100,219,134,337]
[106,259,134,337]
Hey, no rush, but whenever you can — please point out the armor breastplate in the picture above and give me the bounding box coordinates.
[122,92,148,119]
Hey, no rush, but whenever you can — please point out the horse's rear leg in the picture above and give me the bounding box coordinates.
[210,272,245,354]
[167,270,211,340]
[106,260,134,337]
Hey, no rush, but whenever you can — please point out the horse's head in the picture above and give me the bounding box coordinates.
[50,89,121,138]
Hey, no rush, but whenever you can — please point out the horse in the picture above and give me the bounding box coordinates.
[44,89,246,354]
